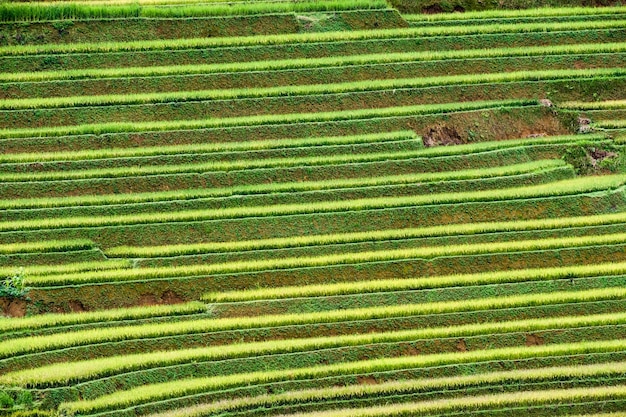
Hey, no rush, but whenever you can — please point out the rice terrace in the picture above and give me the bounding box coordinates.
[3,0,626,415]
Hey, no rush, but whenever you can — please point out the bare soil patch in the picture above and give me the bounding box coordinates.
[0,297,27,317]
[422,124,465,147]
[526,333,545,346]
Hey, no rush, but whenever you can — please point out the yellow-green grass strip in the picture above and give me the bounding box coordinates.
[142,361,626,417]
[2,287,624,365]
[0,131,418,164]
[0,260,130,279]
[561,100,626,110]
[4,42,626,83]
[2,19,625,57]
[4,174,625,237]
[0,239,94,255]
[206,261,626,303]
[117,204,626,259]
[4,312,626,386]
[27,231,626,286]
[1,68,622,110]
[0,143,570,183]
[0,135,580,182]
[0,0,387,22]
[226,385,626,417]
[0,160,568,211]
[595,120,626,129]
[0,99,533,139]
[39,0,345,5]
[0,302,207,334]
[56,339,626,414]
[10,0,300,4]
[403,6,626,22]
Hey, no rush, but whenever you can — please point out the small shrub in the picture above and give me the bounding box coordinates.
[0,269,28,299]
[0,391,14,409]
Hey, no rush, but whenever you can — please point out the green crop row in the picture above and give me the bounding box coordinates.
[561,100,626,110]
[1,167,571,226]
[5,30,623,77]
[0,141,426,180]
[0,0,386,21]
[3,174,623,236]
[4,312,626,387]
[10,54,624,102]
[0,135,573,182]
[44,0,316,5]
[0,137,590,203]
[112,361,626,417]
[224,385,626,417]
[0,147,446,183]
[112,200,626,259]
[0,131,418,164]
[1,172,618,254]
[0,239,94,255]
[0,166,575,226]
[5,78,625,132]
[0,150,465,182]
[1,68,621,110]
[2,19,624,57]
[4,42,626,83]
[56,338,626,415]
[39,0,309,4]
[27,230,626,286]
[403,6,626,22]
[206,260,626,302]
[0,260,129,280]
[4,287,624,369]
[0,160,566,211]
[0,99,534,139]
[0,301,206,334]
[595,120,626,129]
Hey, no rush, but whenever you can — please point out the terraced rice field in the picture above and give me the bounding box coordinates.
[1,1,626,416]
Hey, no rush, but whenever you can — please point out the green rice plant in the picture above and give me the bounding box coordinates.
[4,312,626,387]
[0,144,572,184]
[0,131,418,164]
[561,100,626,110]
[2,19,624,57]
[0,135,582,183]
[56,338,626,414]
[51,0,314,4]
[0,0,388,22]
[595,120,626,129]
[1,68,622,110]
[0,159,569,211]
[129,361,626,417]
[0,260,130,279]
[3,42,626,83]
[51,0,321,4]
[4,288,626,369]
[403,6,626,22]
[0,301,207,334]
[0,99,533,139]
[0,149,492,182]
[195,385,626,417]
[0,239,94,255]
[4,174,625,239]
[23,226,626,286]
[113,202,626,258]
[206,260,626,302]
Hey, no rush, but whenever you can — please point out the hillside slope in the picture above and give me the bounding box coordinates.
[1,1,626,416]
